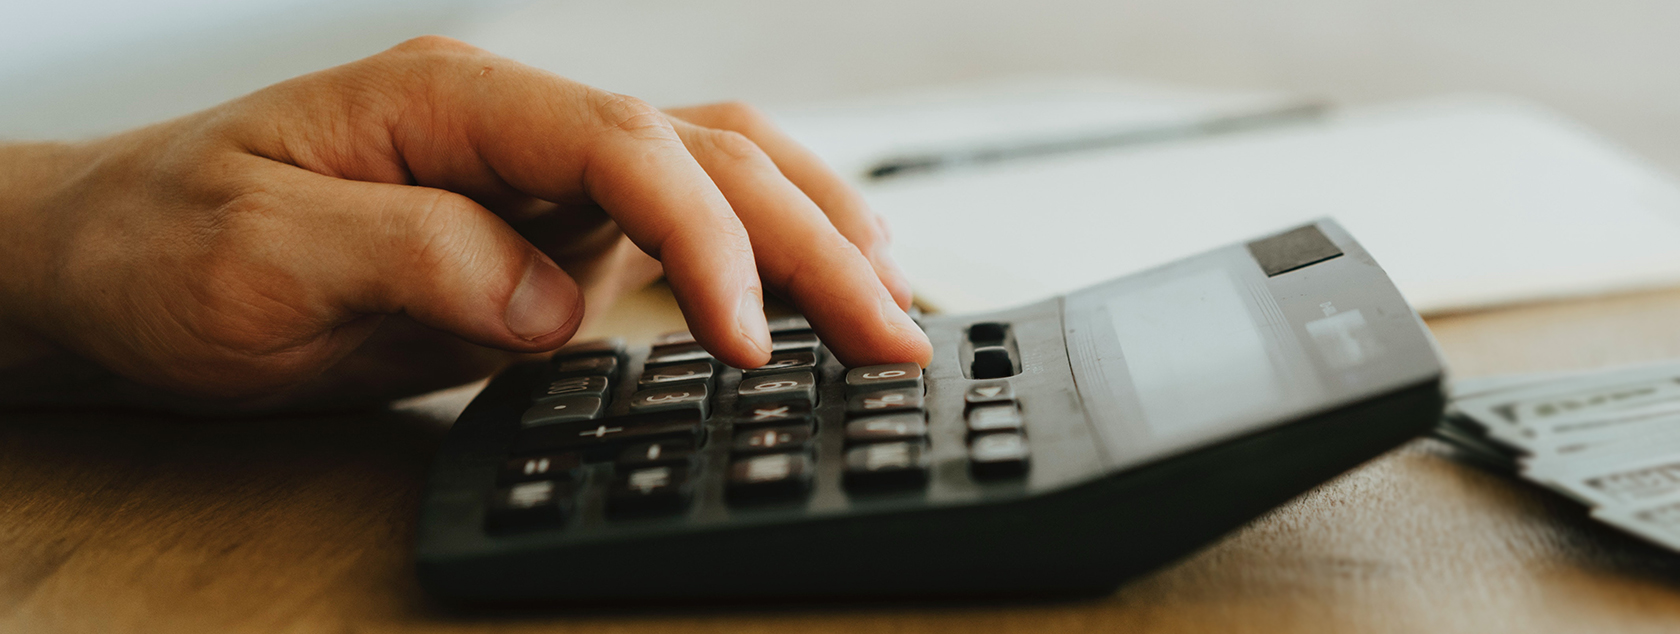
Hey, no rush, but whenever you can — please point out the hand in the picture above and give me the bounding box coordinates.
[0,36,931,411]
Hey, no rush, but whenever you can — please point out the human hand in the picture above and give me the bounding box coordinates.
[0,36,930,411]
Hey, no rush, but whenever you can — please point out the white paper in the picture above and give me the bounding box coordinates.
[776,84,1680,315]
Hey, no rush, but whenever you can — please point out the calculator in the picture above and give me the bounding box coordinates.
[414,219,1445,603]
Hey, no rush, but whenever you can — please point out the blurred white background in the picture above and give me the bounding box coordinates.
[4,0,1680,174]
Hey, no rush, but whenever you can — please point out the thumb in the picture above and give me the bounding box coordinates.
[294,170,584,351]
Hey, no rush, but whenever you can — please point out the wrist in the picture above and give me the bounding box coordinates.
[0,141,95,369]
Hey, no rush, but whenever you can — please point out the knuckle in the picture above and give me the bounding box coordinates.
[699,129,768,164]
[592,93,674,140]
[708,100,769,132]
[391,34,479,55]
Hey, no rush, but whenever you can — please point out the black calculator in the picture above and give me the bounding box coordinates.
[414,219,1445,603]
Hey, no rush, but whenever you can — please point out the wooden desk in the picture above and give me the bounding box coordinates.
[8,285,1680,633]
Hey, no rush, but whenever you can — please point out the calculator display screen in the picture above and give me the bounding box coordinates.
[1104,269,1286,439]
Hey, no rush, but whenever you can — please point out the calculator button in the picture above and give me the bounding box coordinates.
[743,350,819,377]
[731,425,812,455]
[737,371,817,404]
[770,332,821,352]
[971,346,1016,379]
[737,401,814,427]
[645,342,713,367]
[727,453,814,501]
[964,381,1015,407]
[607,466,691,516]
[520,395,604,427]
[767,315,812,333]
[843,441,930,491]
[515,410,702,454]
[617,439,696,469]
[550,355,619,378]
[970,433,1031,479]
[628,384,711,418]
[499,452,584,484]
[653,330,696,346]
[844,412,928,445]
[846,387,924,415]
[845,363,923,393]
[966,404,1024,435]
[554,337,625,359]
[487,480,575,532]
[638,361,715,388]
[532,375,610,402]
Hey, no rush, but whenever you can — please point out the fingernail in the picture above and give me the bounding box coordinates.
[737,287,771,356]
[505,258,572,340]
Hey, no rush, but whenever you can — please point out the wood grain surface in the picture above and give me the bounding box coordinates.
[8,284,1680,633]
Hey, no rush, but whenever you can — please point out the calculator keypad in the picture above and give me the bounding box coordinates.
[489,330,1037,533]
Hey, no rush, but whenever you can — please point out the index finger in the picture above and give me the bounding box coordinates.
[383,38,775,367]
[665,102,916,310]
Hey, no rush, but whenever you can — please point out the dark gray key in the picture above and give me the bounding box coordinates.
[742,350,819,377]
[486,480,576,532]
[551,355,618,378]
[520,395,604,428]
[844,412,928,444]
[617,439,696,469]
[645,342,714,367]
[652,330,696,346]
[964,380,1015,406]
[736,401,813,428]
[967,404,1024,434]
[499,452,584,484]
[970,433,1030,479]
[737,371,817,405]
[845,387,924,416]
[731,425,812,455]
[845,363,923,393]
[766,315,811,333]
[770,332,821,352]
[515,410,702,454]
[628,383,711,418]
[554,337,624,358]
[843,441,930,491]
[607,465,691,517]
[638,361,715,388]
[532,375,610,403]
[726,452,813,501]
